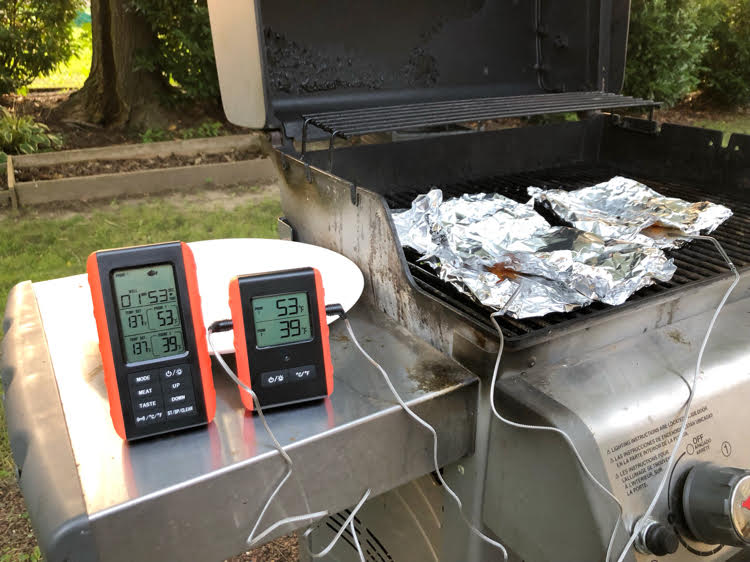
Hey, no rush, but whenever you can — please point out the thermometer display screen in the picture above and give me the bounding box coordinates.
[112,264,186,363]
[252,292,313,348]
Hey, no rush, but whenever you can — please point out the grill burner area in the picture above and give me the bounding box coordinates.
[384,166,750,345]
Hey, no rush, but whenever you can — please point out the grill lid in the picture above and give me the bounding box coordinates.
[208,0,655,136]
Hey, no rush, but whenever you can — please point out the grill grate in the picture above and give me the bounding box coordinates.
[384,166,750,344]
[303,92,658,138]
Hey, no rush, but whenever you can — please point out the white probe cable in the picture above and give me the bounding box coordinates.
[302,489,370,560]
[613,235,740,562]
[350,518,365,562]
[489,305,624,562]
[207,330,329,546]
[342,317,510,561]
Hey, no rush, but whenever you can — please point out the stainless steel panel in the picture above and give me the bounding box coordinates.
[484,284,750,562]
[1,282,97,562]
[2,275,478,562]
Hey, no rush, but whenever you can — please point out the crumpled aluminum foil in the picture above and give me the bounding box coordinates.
[528,176,732,248]
[392,188,677,318]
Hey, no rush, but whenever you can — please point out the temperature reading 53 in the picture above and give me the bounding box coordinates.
[276,296,300,316]
[252,291,312,348]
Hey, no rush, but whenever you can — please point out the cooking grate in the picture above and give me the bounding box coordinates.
[302,92,658,139]
[384,166,750,346]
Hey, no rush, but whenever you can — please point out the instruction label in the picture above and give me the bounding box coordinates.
[606,405,714,496]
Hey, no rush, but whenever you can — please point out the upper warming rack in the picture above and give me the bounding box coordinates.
[302,92,659,141]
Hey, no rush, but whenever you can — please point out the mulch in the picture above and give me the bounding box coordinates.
[0,91,248,151]
[0,474,300,561]
[0,478,37,559]
[12,149,260,183]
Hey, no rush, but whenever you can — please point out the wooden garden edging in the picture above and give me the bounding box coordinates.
[15,158,276,206]
[2,133,278,208]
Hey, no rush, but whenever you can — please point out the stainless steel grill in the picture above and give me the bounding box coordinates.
[384,165,750,346]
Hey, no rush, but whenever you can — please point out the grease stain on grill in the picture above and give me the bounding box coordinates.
[408,360,465,392]
[264,28,385,94]
[263,28,440,95]
[667,329,691,347]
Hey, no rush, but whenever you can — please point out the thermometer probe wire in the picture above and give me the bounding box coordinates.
[488,288,624,562]
[341,317,510,561]
[207,328,326,545]
[207,325,370,559]
[613,235,739,562]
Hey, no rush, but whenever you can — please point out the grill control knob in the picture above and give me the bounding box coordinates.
[682,463,750,547]
[634,519,679,556]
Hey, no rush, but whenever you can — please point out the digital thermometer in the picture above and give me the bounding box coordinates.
[228,267,333,410]
[87,242,215,440]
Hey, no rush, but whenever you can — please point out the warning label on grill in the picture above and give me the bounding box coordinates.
[606,405,714,496]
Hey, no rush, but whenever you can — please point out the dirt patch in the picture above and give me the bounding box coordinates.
[229,534,299,561]
[0,478,38,560]
[13,149,260,183]
[0,475,299,561]
[0,91,250,151]
[656,100,750,128]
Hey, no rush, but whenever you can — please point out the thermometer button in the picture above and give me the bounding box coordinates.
[134,411,165,427]
[132,395,163,413]
[290,365,317,381]
[165,386,195,406]
[261,369,289,388]
[158,364,190,382]
[129,371,157,386]
[166,403,197,419]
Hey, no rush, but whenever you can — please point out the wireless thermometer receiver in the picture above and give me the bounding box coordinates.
[87,241,215,441]
[228,267,333,410]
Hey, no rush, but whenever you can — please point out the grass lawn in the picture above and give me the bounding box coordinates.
[30,24,92,90]
[694,114,750,145]
[0,186,281,560]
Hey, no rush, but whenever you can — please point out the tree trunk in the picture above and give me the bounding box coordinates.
[59,0,169,129]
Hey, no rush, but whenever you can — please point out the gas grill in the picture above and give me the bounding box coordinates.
[207,1,750,560]
[2,2,750,562]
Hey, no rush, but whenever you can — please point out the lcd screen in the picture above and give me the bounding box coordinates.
[252,292,312,348]
[112,264,186,363]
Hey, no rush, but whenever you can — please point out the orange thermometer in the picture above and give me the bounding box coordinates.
[87,242,215,440]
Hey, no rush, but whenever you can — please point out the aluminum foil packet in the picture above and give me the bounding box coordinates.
[392,189,677,318]
[528,176,732,248]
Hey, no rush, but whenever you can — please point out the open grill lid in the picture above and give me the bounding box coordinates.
[208,0,657,139]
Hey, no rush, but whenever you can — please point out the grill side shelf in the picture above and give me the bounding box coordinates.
[1,281,96,562]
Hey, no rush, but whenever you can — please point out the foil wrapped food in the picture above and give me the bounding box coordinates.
[392,188,678,318]
[528,176,732,248]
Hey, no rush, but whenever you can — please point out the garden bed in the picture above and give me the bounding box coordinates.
[1,134,276,208]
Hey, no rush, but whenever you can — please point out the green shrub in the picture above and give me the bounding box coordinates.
[130,0,219,101]
[181,120,223,139]
[139,127,171,144]
[624,0,711,106]
[699,0,750,106]
[0,108,62,158]
[0,0,84,95]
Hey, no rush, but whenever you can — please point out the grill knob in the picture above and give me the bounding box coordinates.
[634,520,679,556]
[682,463,750,547]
